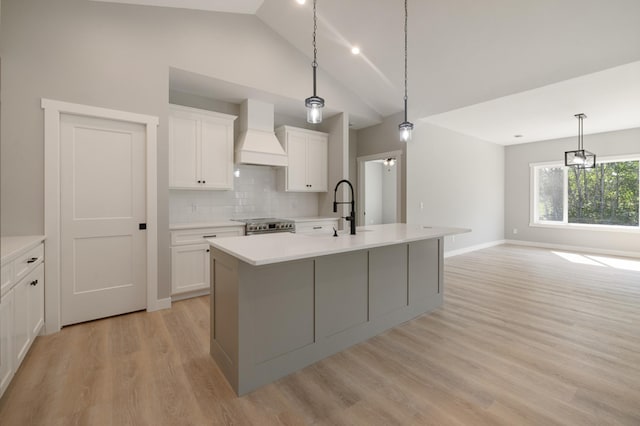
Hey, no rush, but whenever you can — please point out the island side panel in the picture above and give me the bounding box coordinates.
[236,259,316,395]
[369,244,409,319]
[408,238,443,311]
[316,251,369,338]
[210,248,240,391]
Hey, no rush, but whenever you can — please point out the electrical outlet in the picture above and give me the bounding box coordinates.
[419,201,424,210]
[513,228,518,234]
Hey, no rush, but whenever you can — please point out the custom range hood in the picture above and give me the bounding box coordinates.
[235,99,288,167]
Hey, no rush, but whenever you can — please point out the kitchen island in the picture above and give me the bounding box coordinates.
[207,223,469,395]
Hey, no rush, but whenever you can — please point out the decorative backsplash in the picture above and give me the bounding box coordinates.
[170,164,319,223]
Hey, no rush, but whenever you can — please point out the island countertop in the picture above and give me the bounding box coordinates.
[207,223,469,266]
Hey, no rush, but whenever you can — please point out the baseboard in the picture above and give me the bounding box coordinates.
[444,240,506,258]
[504,239,640,259]
[147,297,171,312]
[171,288,210,302]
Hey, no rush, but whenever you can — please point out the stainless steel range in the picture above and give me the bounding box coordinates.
[233,218,295,235]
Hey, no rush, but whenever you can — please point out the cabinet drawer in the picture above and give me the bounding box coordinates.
[171,227,244,246]
[296,220,339,234]
[14,244,44,283]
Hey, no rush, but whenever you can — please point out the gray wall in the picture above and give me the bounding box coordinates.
[407,123,505,252]
[0,0,371,298]
[505,127,640,253]
[357,112,407,223]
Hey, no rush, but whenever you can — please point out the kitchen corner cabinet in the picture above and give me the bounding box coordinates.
[1,237,45,398]
[169,105,237,190]
[276,126,328,192]
[170,225,244,297]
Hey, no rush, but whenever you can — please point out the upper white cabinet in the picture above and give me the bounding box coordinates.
[276,126,328,192]
[169,105,237,190]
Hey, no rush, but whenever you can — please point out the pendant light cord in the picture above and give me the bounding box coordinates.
[578,115,583,150]
[312,0,318,96]
[403,0,409,122]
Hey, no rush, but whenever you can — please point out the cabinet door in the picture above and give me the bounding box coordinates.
[12,278,31,367]
[27,264,45,338]
[169,115,200,188]
[171,244,211,295]
[200,119,233,190]
[0,290,14,397]
[305,134,328,192]
[286,132,308,191]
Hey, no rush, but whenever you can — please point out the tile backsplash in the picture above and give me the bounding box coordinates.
[170,164,319,223]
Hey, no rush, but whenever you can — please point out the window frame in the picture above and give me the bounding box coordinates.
[529,154,640,233]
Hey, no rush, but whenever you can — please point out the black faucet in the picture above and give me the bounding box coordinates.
[333,179,356,235]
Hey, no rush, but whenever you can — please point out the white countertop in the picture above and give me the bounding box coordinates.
[170,221,244,230]
[1,235,46,265]
[207,223,469,266]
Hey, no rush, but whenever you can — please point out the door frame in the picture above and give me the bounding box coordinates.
[357,150,402,226]
[42,98,160,334]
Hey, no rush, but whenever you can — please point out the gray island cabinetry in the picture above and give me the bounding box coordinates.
[208,223,469,395]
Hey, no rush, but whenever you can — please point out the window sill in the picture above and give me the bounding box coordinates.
[529,222,640,234]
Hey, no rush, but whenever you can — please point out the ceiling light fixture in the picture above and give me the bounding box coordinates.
[351,46,360,55]
[296,0,306,5]
[383,158,396,167]
[305,0,324,124]
[565,113,596,168]
[398,0,413,142]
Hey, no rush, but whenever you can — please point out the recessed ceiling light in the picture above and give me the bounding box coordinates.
[296,0,306,4]
[351,46,361,55]
[514,134,523,138]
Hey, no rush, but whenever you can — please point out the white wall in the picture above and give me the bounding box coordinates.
[364,162,383,225]
[0,0,372,298]
[505,127,640,254]
[357,112,407,222]
[382,164,397,223]
[407,122,505,252]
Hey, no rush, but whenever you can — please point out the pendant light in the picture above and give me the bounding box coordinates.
[565,113,596,168]
[398,0,414,142]
[305,0,324,124]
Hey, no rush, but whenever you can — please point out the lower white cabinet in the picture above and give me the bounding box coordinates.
[171,243,211,295]
[0,237,45,399]
[0,290,14,397]
[170,226,244,297]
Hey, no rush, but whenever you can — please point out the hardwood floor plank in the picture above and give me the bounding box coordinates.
[1,244,639,425]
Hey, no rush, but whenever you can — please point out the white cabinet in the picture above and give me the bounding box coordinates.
[0,237,45,399]
[276,126,328,192]
[170,225,244,297]
[294,218,340,234]
[169,105,237,190]
[0,290,14,397]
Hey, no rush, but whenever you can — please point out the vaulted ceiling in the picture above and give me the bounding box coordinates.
[92,0,640,143]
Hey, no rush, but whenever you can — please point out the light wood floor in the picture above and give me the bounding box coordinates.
[1,244,639,425]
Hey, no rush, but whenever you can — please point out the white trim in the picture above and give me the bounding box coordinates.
[505,239,640,259]
[42,98,160,333]
[171,288,210,302]
[356,150,403,226]
[444,240,506,258]
[529,222,640,233]
[152,297,173,310]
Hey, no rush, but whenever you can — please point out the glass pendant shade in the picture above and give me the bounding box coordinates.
[565,149,596,169]
[565,113,596,169]
[399,121,413,142]
[305,95,324,124]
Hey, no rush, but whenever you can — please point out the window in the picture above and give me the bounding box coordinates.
[532,157,640,229]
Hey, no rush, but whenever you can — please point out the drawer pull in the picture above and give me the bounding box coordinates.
[27,257,38,264]
[313,226,322,230]
[30,279,38,286]
[203,235,217,238]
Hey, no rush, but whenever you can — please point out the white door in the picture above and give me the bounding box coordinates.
[306,134,328,191]
[169,114,199,188]
[171,243,210,295]
[200,119,232,189]
[60,114,147,326]
[287,132,308,191]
